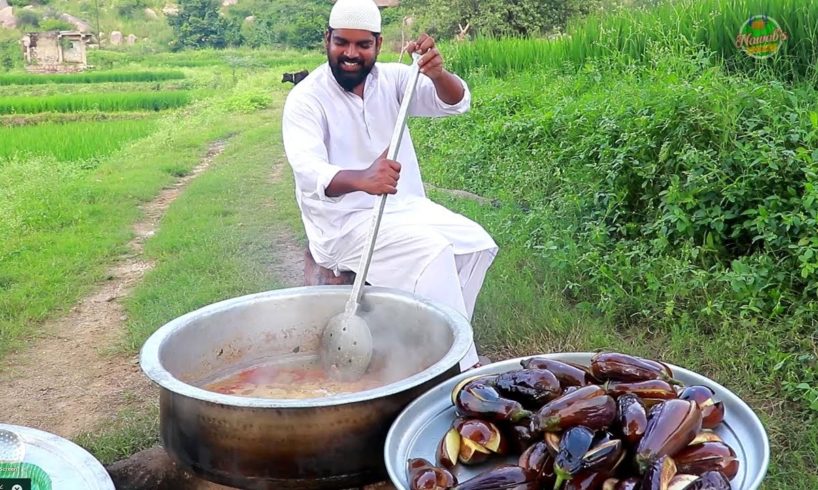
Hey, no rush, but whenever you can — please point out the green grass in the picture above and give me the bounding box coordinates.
[0,81,191,97]
[74,95,305,462]
[0,119,157,162]
[0,70,185,86]
[446,0,818,81]
[0,100,244,360]
[123,104,303,348]
[0,91,192,114]
[74,400,160,466]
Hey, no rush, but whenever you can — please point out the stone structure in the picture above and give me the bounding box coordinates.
[21,31,94,73]
[110,30,122,45]
[126,33,137,45]
[144,7,158,19]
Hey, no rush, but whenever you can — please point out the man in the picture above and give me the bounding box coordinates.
[281,0,497,370]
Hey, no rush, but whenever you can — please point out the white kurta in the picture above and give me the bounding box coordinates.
[282,62,498,368]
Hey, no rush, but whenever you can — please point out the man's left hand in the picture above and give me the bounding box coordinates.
[406,34,444,81]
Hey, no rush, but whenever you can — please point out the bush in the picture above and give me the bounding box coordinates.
[116,0,149,18]
[16,10,41,28]
[0,41,22,72]
[39,18,74,31]
[412,51,818,328]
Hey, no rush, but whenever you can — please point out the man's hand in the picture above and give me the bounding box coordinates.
[406,33,444,81]
[325,149,401,197]
[360,157,401,195]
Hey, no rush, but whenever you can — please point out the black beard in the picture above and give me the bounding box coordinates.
[329,57,374,92]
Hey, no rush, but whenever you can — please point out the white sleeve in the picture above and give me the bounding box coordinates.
[394,63,471,117]
[282,93,343,202]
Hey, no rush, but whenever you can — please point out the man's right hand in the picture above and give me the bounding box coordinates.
[325,150,402,197]
[359,158,401,195]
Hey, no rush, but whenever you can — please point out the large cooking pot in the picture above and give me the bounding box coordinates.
[139,286,472,489]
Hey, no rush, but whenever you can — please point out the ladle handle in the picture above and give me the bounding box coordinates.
[346,53,423,312]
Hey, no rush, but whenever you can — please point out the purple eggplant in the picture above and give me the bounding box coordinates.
[617,394,648,445]
[535,385,617,432]
[520,357,595,386]
[564,470,613,490]
[673,442,739,480]
[678,385,725,429]
[554,426,596,489]
[684,471,731,490]
[641,455,676,490]
[518,441,556,486]
[455,382,532,423]
[606,380,678,400]
[591,352,678,384]
[635,400,702,473]
[408,458,457,490]
[495,368,562,407]
[452,464,538,490]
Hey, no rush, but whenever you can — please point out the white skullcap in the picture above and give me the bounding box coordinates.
[329,0,382,33]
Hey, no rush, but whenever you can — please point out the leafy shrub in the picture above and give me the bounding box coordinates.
[413,51,818,328]
[16,9,41,28]
[39,18,74,31]
[116,0,149,18]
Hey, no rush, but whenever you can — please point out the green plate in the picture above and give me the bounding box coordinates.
[0,462,52,489]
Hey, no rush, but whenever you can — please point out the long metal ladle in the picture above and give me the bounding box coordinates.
[320,53,423,382]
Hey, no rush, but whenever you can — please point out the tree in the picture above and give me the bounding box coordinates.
[399,0,601,39]
[167,0,234,50]
[236,0,328,49]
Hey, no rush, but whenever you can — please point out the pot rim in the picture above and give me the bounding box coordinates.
[139,286,473,408]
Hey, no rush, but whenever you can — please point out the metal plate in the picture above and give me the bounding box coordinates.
[385,353,770,490]
[0,424,114,490]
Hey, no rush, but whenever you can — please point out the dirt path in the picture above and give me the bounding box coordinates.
[0,141,305,441]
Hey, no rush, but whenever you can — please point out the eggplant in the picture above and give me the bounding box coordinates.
[614,478,642,490]
[452,464,538,490]
[683,471,731,490]
[673,442,739,480]
[535,385,617,432]
[495,368,562,407]
[408,458,457,490]
[636,400,702,473]
[504,416,541,454]
[678,386,725,429]
[668,474,699,490]
[520,357,594,386]
[641,455,676,490]
[458,437,492,465]
[582,439,625,474]
[544,431,562,455]
[592,430,618,447]
[617,394,648,445]
[554,426,595,489]
[606,380,678,400]
[602,478,620,490]
[689,430,723,445]
[451,375,498,405]
[518,441,556,486]
[455,382,532,423]
[564,471,612,490]
[591,352,678,384]
[437,427,460,469]
[455,418,507,454]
